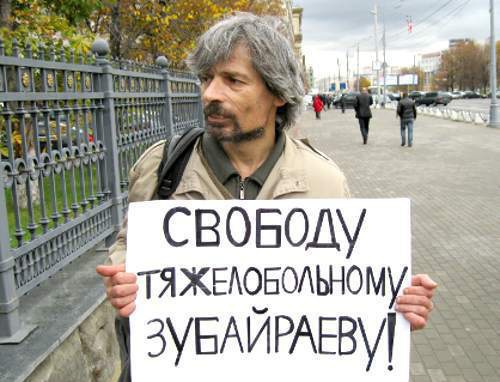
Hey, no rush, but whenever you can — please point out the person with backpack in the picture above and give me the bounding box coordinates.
[397,92,417,147]
[96,13,437,381]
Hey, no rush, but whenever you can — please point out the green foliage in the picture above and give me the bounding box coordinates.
[41,0,105,26]
[0,0,287,65]
[0,0,96,55]
[5,164,100,245]
[90,0,285,65]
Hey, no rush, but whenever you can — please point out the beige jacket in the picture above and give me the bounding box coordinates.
[109,133,350,264]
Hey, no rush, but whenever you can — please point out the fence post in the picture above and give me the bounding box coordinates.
[155,56,174,136]
[92,39,123,243]
[0,168,36,343]
[197,79,205,129]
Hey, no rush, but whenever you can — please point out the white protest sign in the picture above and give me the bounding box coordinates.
[127,199,411,382]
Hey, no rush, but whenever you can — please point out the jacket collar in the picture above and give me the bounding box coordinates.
[258,134,309,199]
[173,133,310,200]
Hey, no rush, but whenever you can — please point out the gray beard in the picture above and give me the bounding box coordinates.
[206,119,265,143]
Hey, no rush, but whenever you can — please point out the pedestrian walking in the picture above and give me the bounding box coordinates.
[320,94,328,112]
[397,92,417,147]
[313,94,323,119]
[354,88,373,144]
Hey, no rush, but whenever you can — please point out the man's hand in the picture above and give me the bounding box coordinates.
[96,264,138,317]
[396,274,437,331]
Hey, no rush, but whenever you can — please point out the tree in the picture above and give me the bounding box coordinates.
[478,44,490,93]
[453,41,486,91]
[41,0,104,26]
[352,76,370,91]
[108,0,120,58]
[0,0,97,54]
[434,40,497,92]
[92,0,285,66]
[0,0,11,29]
[435,49,456,91]
[1,0,286,65]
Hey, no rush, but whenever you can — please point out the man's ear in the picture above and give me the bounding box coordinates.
[274,97,286,107]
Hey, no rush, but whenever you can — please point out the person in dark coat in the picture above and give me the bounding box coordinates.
[354,88,373,144]
[320,94,328,112]
[397,92,417,147]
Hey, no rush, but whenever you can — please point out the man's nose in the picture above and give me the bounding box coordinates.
[202,77,225,105]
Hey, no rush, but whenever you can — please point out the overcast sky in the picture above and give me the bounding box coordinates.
[292,0,499,80]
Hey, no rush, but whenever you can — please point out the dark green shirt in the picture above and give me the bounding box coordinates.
[201,131,285,199]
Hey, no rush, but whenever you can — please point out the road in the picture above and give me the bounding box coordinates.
[293,107,500,382]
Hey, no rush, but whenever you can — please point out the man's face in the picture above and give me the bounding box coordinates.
[200,44,285,143]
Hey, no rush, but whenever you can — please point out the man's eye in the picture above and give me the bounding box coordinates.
[229,77,242,84]
[200,76,211,84]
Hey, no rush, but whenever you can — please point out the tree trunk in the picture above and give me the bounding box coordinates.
[109,1,121,58]
[0,0,12,30]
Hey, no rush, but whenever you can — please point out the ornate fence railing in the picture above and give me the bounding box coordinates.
[416,105,489,124]
[384,101,489,125]
[0,38,203,343]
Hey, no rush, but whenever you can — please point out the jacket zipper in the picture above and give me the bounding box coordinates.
[239,177,245,200]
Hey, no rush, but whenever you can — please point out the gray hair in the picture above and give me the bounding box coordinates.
[187,12,304,130]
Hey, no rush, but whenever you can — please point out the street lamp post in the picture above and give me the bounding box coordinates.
[357,44,360,92]
[489,0,500,128]
[371,2,380,103]
[337,57,341,90]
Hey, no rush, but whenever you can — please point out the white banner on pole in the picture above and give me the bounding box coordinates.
[399,74,419,85]
[127,199,411,382]
[379,75,398,86]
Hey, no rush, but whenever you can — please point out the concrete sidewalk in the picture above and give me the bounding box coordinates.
[293,107,500,382]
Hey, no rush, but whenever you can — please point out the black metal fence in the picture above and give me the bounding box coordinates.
[0,38,203,343]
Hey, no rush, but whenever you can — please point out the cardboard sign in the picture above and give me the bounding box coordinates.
[127,199,411,381]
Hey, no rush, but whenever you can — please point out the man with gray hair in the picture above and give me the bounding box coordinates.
[97,12,437,380]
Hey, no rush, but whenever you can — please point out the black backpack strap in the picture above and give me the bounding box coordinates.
[115,128,204,381]
[155,127,205,199]
[115,316,131,382]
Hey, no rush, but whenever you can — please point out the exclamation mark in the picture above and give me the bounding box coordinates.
[387,313,396,371]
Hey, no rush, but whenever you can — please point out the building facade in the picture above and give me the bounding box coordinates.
[282,1,307,91]
[282,0,295,44]
[420,52,442,90]
[292,7,304,67]
[449,38,472,49]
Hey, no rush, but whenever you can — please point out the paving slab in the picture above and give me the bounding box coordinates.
[293,106,500,381]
